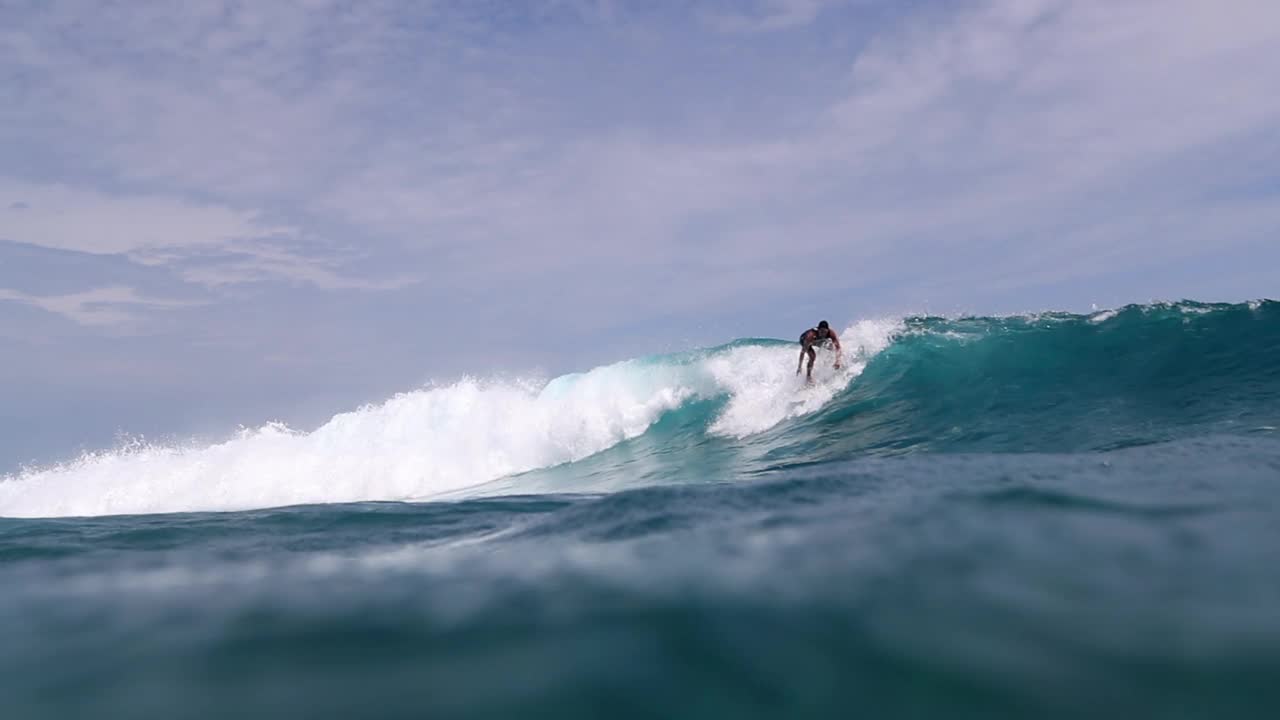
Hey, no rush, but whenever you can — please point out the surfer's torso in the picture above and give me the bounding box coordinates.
[800,328,835,348]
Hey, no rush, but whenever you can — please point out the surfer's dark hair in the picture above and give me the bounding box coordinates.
[818,320,829,329]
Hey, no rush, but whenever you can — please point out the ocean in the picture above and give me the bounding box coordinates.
[2,299,1278,718]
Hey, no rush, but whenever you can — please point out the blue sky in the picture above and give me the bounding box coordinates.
[2,0,1279,468]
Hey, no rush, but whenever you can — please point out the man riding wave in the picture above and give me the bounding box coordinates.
[797,320,842,382]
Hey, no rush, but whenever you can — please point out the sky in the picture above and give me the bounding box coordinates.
[2,0,1279,468]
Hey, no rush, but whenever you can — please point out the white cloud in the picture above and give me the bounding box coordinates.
[0,181,283,256]
[0,180,421,290]
[0,285,199,328]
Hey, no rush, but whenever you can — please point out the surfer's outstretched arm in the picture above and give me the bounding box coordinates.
[831,331,843,369]
[797,345,807,375]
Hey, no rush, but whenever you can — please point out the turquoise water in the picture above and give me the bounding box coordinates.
[2,300,1278,718]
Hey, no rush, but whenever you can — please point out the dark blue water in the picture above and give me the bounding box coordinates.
[2,300,1278,718]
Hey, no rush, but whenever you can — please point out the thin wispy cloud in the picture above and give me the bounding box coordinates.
[0,182,285,257]
[701,0,846,33]
[0,285,200,329]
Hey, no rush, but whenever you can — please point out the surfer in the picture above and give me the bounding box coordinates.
[797,321,843,382]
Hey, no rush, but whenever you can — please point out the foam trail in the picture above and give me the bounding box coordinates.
[0,321,897,518]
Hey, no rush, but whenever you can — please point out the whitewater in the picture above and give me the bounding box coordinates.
[2,299,1278,720]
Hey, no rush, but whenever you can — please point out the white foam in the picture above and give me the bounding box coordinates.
[708,319,899,438]
[1089,309,1119,324]
[0,321,900,518]
[1178,304,1215,315]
